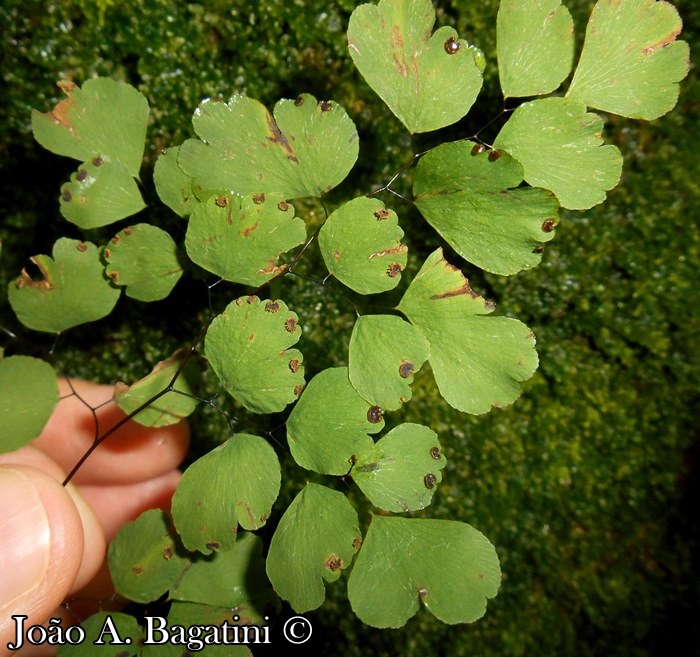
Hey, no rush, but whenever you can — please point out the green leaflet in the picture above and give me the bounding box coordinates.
[497,0,574,98]
[266,483,361,613]
[347,516,501,628]
[31,78,148,228]
[171,532,276,613]
[0,356,59,453]
[113,350,200,428]
[204,296,304,414]
[8,238,121,334]
[185,194,306,287]
[348,314,430,410]
[414,141,559,275]
[397,249,539,415]
[347,0,483,133]
[567,0,690,120]
[153,145,198,218]
[108,509,187,604]
[31,78,148,176]
[494,97,623,210]
[318,196,407,294]
[104,223,183,302]
[56,612,142,656]
[59,157,146,229]
[286,367,383,475]
[178,93,358,199]
[171,433,281,554]
[351,423,446,512]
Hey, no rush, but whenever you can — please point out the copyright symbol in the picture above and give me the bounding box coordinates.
[283,616,313,644]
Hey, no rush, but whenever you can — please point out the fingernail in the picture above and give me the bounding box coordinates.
[0,469,51,605]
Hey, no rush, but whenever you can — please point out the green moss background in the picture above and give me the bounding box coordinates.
[1,1,698,656]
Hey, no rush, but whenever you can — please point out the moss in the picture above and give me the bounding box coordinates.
[1,1,698,656]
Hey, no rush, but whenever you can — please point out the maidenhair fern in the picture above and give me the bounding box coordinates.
[0,0,689,650]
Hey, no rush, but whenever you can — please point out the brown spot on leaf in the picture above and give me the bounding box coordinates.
[642,28,681,54]
[430,446,441,460]
[352,537,362,549]
[124,227,133,236]
[333,250,341,259]
[367,406,383,424]
[61,189,72,202]
[533,245,545,254]
[257,262,287,277]
[215,195,229,207]
[108,271,119,283]
[319,100,333,112]
[260,514,268,523]
[76,242,87,252]
[326,555,343,572]
[387,262,403,278]
[294,384,304,396]
[80,194,88,204]
[247,332,256,342]
[266,113,298,163]
[542,219,556,233]
[399,360,415,378]
[265,301,281,313]
[246,295,256,304]
[369,244,408,259]
[15,258,54,291]
[206,541,221,551]
[76,168,88,182]
[163,546,174,560]
[112,235,121,245]
[424,473,437,489]
[294,96,304,106]
[488,149,501,162]
[418,587,428,599]
[289,358,301,373]
[49,84,77,132]
[252,193,266,204]
[471,143,486,156]
[430,282,478,300]
[285,317,298,332]
[444,36,460,54]
[277,200,290,212]
[92,156,104,167]
[374,208,390,220]
[131,566,145,575]
[391,24,404,49]
[103,248,111,259]
[241,221,259,237]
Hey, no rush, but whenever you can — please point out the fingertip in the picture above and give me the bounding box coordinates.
[0,466,85,649]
